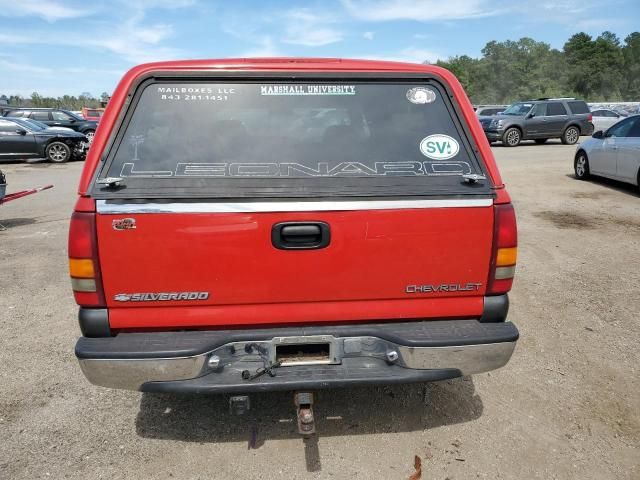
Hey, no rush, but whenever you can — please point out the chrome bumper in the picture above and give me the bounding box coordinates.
[78,335,516,392]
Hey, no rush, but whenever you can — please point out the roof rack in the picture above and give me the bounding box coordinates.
[536,97,576,101]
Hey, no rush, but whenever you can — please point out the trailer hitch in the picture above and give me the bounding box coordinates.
[294,392,315,436]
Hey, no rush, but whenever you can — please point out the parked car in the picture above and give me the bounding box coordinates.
[9,117,74,132]
[70,59,519,425]
[475,105,507,117]
[480,98,593,147]
[2,108,98,144]
[590,109,625,132]
[0,117,87,163]
[81,107,104,122]
[574,115,640,191]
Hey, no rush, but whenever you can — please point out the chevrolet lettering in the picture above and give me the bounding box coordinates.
[405,283,483,294]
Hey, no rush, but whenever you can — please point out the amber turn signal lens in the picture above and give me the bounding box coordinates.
[69,258,95,279]
[496,247,517,267]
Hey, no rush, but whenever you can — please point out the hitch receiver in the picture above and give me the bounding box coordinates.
[294,392,315,436]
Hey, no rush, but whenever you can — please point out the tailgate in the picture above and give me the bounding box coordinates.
[96,201,493,328]
[91,77,495,329]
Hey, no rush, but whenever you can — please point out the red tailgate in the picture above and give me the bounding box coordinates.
[96,204,493,329]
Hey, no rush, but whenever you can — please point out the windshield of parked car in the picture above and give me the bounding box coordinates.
[9,118,47,131]
[24,119,52,129]
[7,118,42,132]
[502,103,533,116]
[97,81,491,198]
[63,111,84,121]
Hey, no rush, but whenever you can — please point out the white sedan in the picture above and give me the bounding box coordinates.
[574,115,640,190]
[590,108,626,132]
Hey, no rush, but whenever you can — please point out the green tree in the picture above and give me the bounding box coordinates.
[436,55,483,101]
[434,31,638,104]
[563,32,626,101]
[623,32,640,98]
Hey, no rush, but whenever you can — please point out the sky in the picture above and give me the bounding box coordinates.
[0,0,638,97]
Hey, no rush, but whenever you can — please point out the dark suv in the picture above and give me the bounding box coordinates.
[2,108,98,143]
[479,98,593,147]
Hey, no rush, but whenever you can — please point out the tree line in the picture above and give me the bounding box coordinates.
[436,31,640,105]
[3,91,111,110]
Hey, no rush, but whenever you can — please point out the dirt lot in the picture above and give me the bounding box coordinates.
[1,140,638,479]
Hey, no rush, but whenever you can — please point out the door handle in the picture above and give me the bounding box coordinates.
[272,222,330,250]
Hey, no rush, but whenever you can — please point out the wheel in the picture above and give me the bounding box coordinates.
[562,126,580,145]
[82,130,95,149]
[574,151,590,179]
[46,142,71,163]
[502,127,521,147]
[534,138,548,144]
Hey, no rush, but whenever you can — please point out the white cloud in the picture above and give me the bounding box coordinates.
[239,36,285,57]
[0,33,40,45]
[87,15,180,63]
[282,9,344,47]
[574,18,628,30]
[363,31,375,40]
[364,47,441,63]
[0,5,185,64]
[0,59,53,75]
[125,0,197,8]
[283,27,344,47]
[342,0,499,22]
[0,0,93,22]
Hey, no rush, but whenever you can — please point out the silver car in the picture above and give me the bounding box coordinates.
[590,108,625,132]
[574,115,640,190]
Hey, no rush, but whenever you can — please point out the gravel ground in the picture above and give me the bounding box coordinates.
[1,140,638,479]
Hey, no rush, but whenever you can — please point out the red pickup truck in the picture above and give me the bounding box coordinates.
[70,59,518,418]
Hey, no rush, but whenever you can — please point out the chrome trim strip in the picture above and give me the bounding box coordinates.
[96,198,493,214]
[77,339,515,391]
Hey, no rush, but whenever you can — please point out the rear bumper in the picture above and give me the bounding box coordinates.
[76,320,518,393]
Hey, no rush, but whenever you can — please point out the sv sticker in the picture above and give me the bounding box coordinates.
[419,134,460,160]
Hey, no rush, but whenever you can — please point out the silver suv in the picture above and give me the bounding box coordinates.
[480,98,593,147]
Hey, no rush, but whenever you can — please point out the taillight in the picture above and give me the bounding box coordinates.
[587,113,593,122]
[68,212,105,307]
[487,203,517,295]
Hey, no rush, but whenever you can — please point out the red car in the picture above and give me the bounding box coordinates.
[70,58,518,426]
[81,107,104,122]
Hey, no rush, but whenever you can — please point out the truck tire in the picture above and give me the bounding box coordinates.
[503,127,521,147]
[46,142,71,163]
[562,126,580,145]
[574,151,590,179]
